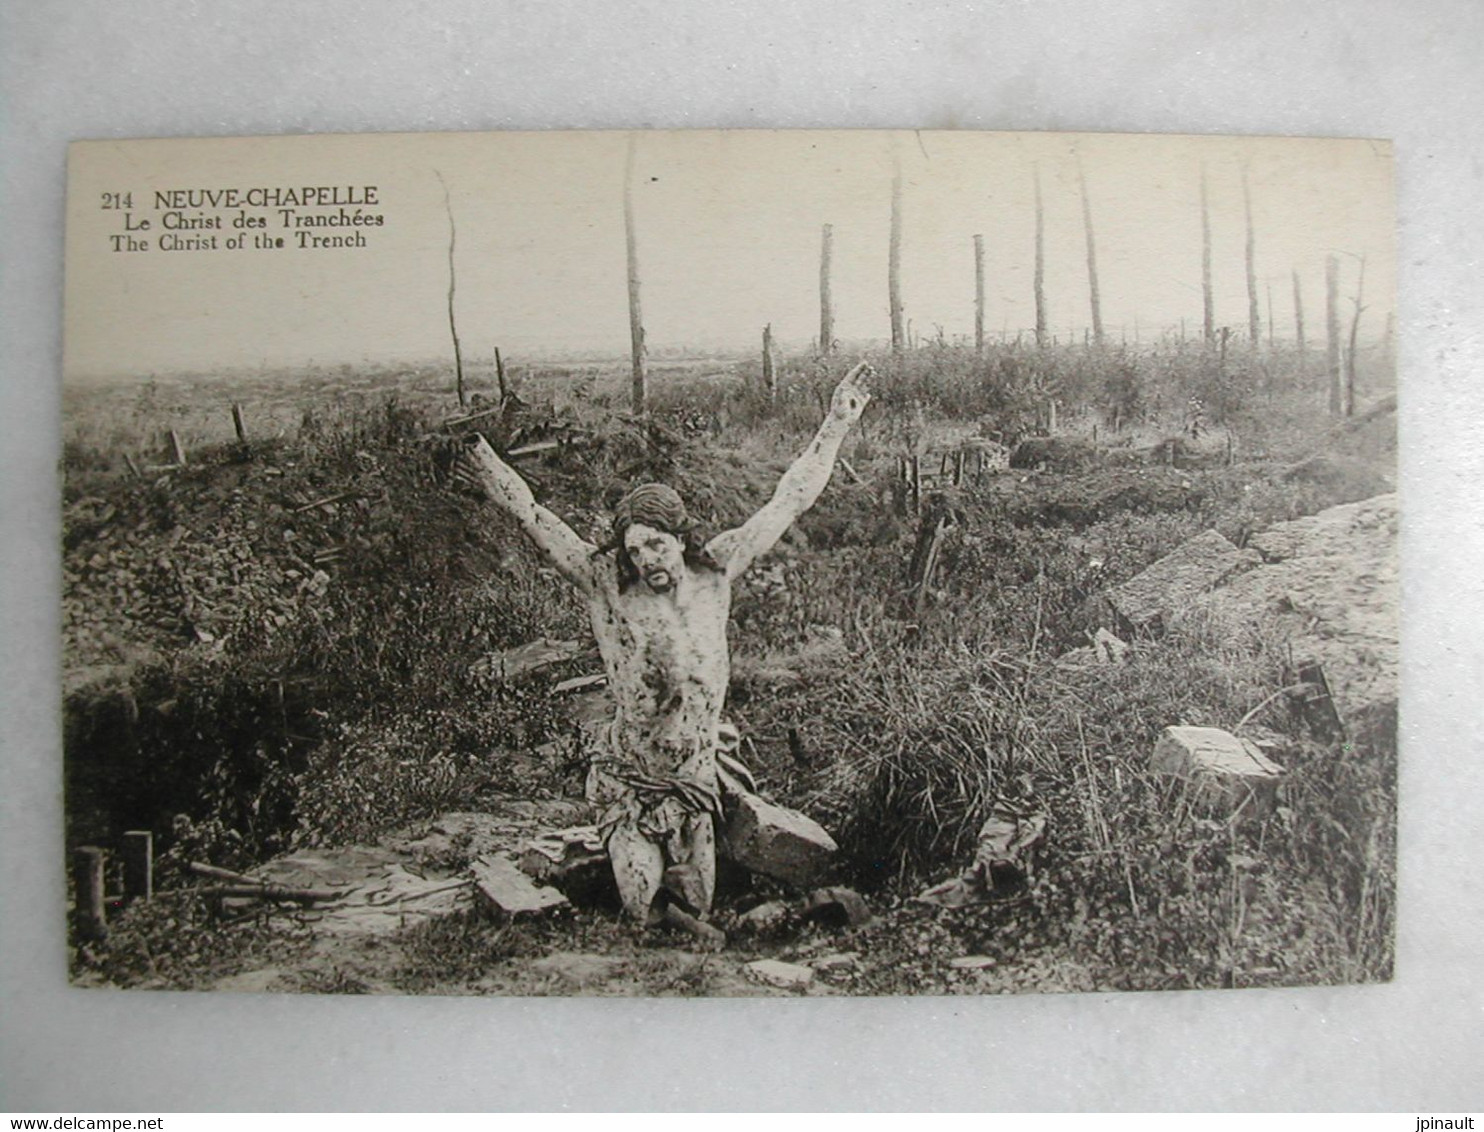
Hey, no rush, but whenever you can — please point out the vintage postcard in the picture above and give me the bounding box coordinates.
[62,129,1396,996]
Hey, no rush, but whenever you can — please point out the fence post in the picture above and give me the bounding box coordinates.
[122,830,153,902]
[73,846,107,940]
[231,404,247,443]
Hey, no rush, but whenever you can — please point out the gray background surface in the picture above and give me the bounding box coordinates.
[3,0,1480,1112]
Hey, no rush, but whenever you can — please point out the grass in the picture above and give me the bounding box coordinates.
[62,336,1397,993]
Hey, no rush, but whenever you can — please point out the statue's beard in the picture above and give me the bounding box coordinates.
[642,567,675,593]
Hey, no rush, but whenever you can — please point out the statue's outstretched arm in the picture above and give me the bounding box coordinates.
[707,362,871,580]
[451,435,597,591]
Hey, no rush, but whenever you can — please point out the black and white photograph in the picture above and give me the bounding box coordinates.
[60,128,1397,998]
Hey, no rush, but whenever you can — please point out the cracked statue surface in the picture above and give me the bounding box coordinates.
[451,363,871,928]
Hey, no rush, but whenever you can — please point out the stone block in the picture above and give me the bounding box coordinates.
[722,793,838,888]
[1150,725,1285,814]
[1106,529,1260,636]
[471,854,569,917]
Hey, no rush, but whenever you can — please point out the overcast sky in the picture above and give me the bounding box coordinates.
[63,129,1394,380]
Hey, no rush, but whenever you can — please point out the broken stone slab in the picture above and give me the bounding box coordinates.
[802,886,873,928]
[735,900,792,932]
[470,854,569,917]
[745,959,814,991]
[1150,725,1285,814]
[517,825,606,879]
[1105,529,1260,636]
[722,793,838,888]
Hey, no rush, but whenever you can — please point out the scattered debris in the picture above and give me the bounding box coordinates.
[916,806,1048,908]
[470,855,569,917]
[722,793,839,888]
[949,955,997,970]
[811,951,861,972]
[1149,725,1285,815]
[552,673,607,696]
[1105,529,1260,636]
[481,638,584,684]
[745,959,814,991]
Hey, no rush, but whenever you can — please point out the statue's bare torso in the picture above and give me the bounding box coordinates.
[585,561,731,775]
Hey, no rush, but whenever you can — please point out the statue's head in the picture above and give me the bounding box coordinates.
[603,482,719,592]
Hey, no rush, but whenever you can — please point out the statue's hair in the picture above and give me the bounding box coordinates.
[596,482,721,589]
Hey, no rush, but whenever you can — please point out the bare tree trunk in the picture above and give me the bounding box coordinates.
[494,346,509,402]
[1345,255,1367,417]
[1326,254,1342,415]
[889,160,905,353]
[1201,164,1215,342]
[1033,165,1048,348]
[1243,167,1260,346]
[1078,158,1104,346]
[973,233,986,354]
[761,323,776,399]
[623,135,647,413]
[1293,269,1307,362]
[436,171,467,408]
[818,223,835,355]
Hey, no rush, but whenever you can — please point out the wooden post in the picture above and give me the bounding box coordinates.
[1293,270,1307,364]
[761,323,776,399]
[434,171,467,408]
[1201,164,1215,342]
[167,429,186,466]
[889,158,906,353]
[819,223,835,355]
[1326,255,1342,415]
[122,831,153,901]
[1078,158,1104,346]
[72,846,107,940]
[909,455,921,515]
[1243,167,1260,346]
[1345,255,1367,418]
[231,404,247,443]
[953,450,965,487]
[1033,165,1048,348]
[974,233,986,355]
[495,347,510,402]
[624,134,648,413]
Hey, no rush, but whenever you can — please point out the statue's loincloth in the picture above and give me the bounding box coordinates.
[586,722,722,845]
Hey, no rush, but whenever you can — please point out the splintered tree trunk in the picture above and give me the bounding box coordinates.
[1033,165,1048,348]
[1293,270,1307,363]
[1243,168,1260,346]
[819,223,835,355]
[761,323,776,398]
[974,233,986,354]
[1326,255,1342,415]
[1200,164,1215,342]
[436,171,467,407]
[1079,160,1104,346]
[1345,255,1367,417]
[494,346,509,402]
[624,135,647,413]
[889,162,905,353]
